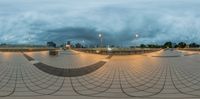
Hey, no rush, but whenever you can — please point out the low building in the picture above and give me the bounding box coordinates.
[47,42,56,48]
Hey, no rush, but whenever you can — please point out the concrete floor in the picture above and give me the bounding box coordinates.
[0,50,200,99]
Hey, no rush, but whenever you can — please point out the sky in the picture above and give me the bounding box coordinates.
[0,0,200,46]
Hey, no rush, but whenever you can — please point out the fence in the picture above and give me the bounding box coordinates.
[74,48,161,55]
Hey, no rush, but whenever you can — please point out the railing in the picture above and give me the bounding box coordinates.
[178,48,200,51]
[0,47,58,52]
[73,48,161,55]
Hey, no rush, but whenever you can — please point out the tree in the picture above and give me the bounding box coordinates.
[110,45,115,48]
[75,43,83,48]
[140,44,146,48]
[189,43,200,48]
[174,44,179,48]
[178,42,187,48]
[163,42,172,48]
[146,44,162,48]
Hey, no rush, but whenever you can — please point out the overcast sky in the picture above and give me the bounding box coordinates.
[0,0,200,46]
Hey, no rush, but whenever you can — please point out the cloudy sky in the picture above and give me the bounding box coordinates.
[0,0,200,46]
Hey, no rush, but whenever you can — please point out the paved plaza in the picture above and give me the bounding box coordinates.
[0,49,200,99]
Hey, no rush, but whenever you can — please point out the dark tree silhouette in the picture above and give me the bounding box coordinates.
[140,44,146,48]
[178,42,187,48]
[163,42,172,48]
[189,43,200,48]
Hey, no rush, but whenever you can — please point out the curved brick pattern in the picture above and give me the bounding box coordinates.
[23,53,110,77]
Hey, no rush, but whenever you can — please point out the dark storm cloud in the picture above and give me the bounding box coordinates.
[0,0,200,45]
[45,27,121,45]
[47,27,99,40]
[45,27,102,44]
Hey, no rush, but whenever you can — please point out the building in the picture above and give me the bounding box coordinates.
[67,41,71,45]
[47,42,56,48]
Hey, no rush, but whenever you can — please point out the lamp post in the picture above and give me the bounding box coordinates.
[45,34,49,46]
[99,33,103,48]
[4,37,8,44]
[27,32,31,45]
[135,34,139,48]
[82,40,85,48]
[135,34,139,38]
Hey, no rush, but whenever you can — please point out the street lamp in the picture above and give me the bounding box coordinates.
[27,32,31,45]
[99,33,103,48]
[135,34,139,38]
[45,34,49,46]
[99,33,102,38]
[134,34,139,48]
[82,40,85,48]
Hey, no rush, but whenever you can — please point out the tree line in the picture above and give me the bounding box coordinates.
[139,42,200,48]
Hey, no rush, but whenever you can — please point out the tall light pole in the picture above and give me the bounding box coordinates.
[4,36,8,44]
[45,34,49,46]
[27,32,31,45]
[135,34,139,38]
[99,33,103,48]
[82,40,85,48]
[135,34,139,48]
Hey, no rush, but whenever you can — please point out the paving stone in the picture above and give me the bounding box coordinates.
[0,50,200,98]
